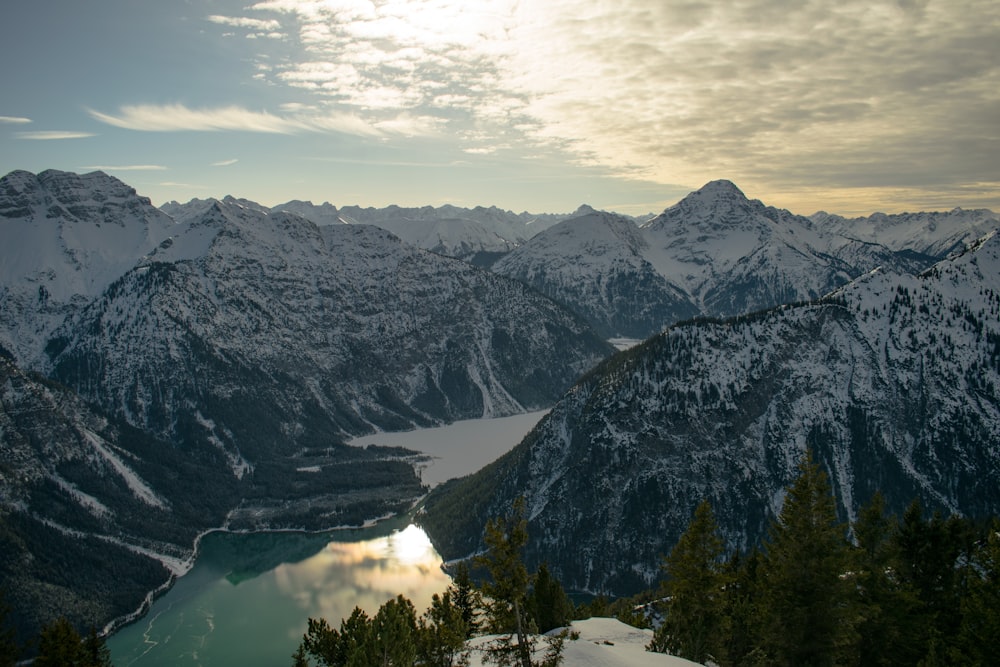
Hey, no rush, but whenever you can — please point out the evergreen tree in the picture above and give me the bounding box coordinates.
[717,548,765,666]
[649,499,726,663]
[0,590,18,667]
[81,626,113,667]
[417,591,469,667]
[957,518,1000,664]
[476,497,562,667]
[301,607,372,667]
[892,500,969,662]
[758,450,853,666]
[369,595,418,667]
[292,644,311,667]
[526,563,572,634]
[34,617,85,667]
[449,561,482,638]
[851,492,921,666]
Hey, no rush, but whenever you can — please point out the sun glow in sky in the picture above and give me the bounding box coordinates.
[1,0,997,215]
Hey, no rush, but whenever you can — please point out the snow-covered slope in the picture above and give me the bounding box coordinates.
[467,618,703,667]
[811,207,1000,257]
[0,169,179,367]
[422,231,1000,595]
[47,197,612,462]
[493,207,698,338]
[268,200,569,261]
[0,354,231,640]
[493,181,941,339]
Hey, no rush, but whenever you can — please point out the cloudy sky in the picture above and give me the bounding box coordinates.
[1,0,996,215]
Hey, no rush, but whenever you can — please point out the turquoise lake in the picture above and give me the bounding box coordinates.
[108,520,451,666]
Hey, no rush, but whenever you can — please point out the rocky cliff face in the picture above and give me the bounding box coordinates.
[0,169,179,368]
[422,231,1000,596]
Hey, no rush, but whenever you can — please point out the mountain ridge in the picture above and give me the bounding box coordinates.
[421,230,1000,595]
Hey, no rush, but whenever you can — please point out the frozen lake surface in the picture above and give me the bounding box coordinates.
[348,409,549,486]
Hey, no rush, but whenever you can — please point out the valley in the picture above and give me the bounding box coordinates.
[1,167,998,658]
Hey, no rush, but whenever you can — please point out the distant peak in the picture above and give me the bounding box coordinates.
[573,204,597,215]
[695,179,747,199]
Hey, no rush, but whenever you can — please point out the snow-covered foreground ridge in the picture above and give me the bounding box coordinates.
[466,618,703,667]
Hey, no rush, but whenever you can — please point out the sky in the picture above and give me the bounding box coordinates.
[1,0,997,216]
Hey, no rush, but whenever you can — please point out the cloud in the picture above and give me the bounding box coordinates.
[81,165,167,171]
[212,158,239,167]
[207,15,281,31]
[88,104,308,133]
[16,130,95,140]
[88,103,429,139]
[0,115,32,124]
[235,0,998,211]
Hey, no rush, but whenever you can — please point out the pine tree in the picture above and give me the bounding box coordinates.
[0,590,17,667]
[892,500,969,662]
[34,617,85,667]
[370,595,418,667]
[851,491,921,666]
[717,548,765,666]
[81,626,113,667]
[758,450,853,666]
[291,644,311,667]
[417,591,469,667]
[477,497,534,667]
[476,497,563,667]
[957,518,1000,664]
[301,607,372,667]
[649,499,726,663]
[449,561,482,638]
[526,563,572,634]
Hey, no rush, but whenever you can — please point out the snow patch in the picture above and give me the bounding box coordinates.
[81,428,168,509]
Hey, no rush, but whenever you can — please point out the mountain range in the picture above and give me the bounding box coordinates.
[421,230,1000,595]
[491,181,956,339]
[1,167,998,639]
[0,169,609,639]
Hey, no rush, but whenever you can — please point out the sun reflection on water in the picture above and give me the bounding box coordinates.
[273,524,450,625]
[110,523,452,666]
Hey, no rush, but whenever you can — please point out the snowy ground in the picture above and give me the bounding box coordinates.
[466,618,703,667]
[608,337,644,351]
[347,410,549,486]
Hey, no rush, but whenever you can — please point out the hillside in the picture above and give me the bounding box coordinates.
[422,231,1000,595]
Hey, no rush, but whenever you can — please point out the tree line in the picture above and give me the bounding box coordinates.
[649,451,1000,666]
[291,450,1000,666]
[4,450,996,666]
[0,598,112,667]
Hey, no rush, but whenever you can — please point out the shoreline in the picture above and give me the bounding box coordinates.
[101,509,410,638]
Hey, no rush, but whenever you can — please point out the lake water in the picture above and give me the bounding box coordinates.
[109,411,547,666]
[108,520,450,666]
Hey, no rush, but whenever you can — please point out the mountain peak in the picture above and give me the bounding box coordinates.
[687,179,750,205]
[647,179,760,232]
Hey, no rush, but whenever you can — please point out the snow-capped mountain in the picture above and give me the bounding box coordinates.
[811,207,1000,257]
[1,169,614,638]
[492,181,941,339]
[45,195,612,460]
[492,207,699,338]
[267,200,570,262]
[0,170,179,368]
[421,231,1000,596]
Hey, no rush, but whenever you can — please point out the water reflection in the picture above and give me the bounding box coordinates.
[109,522,451,667]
